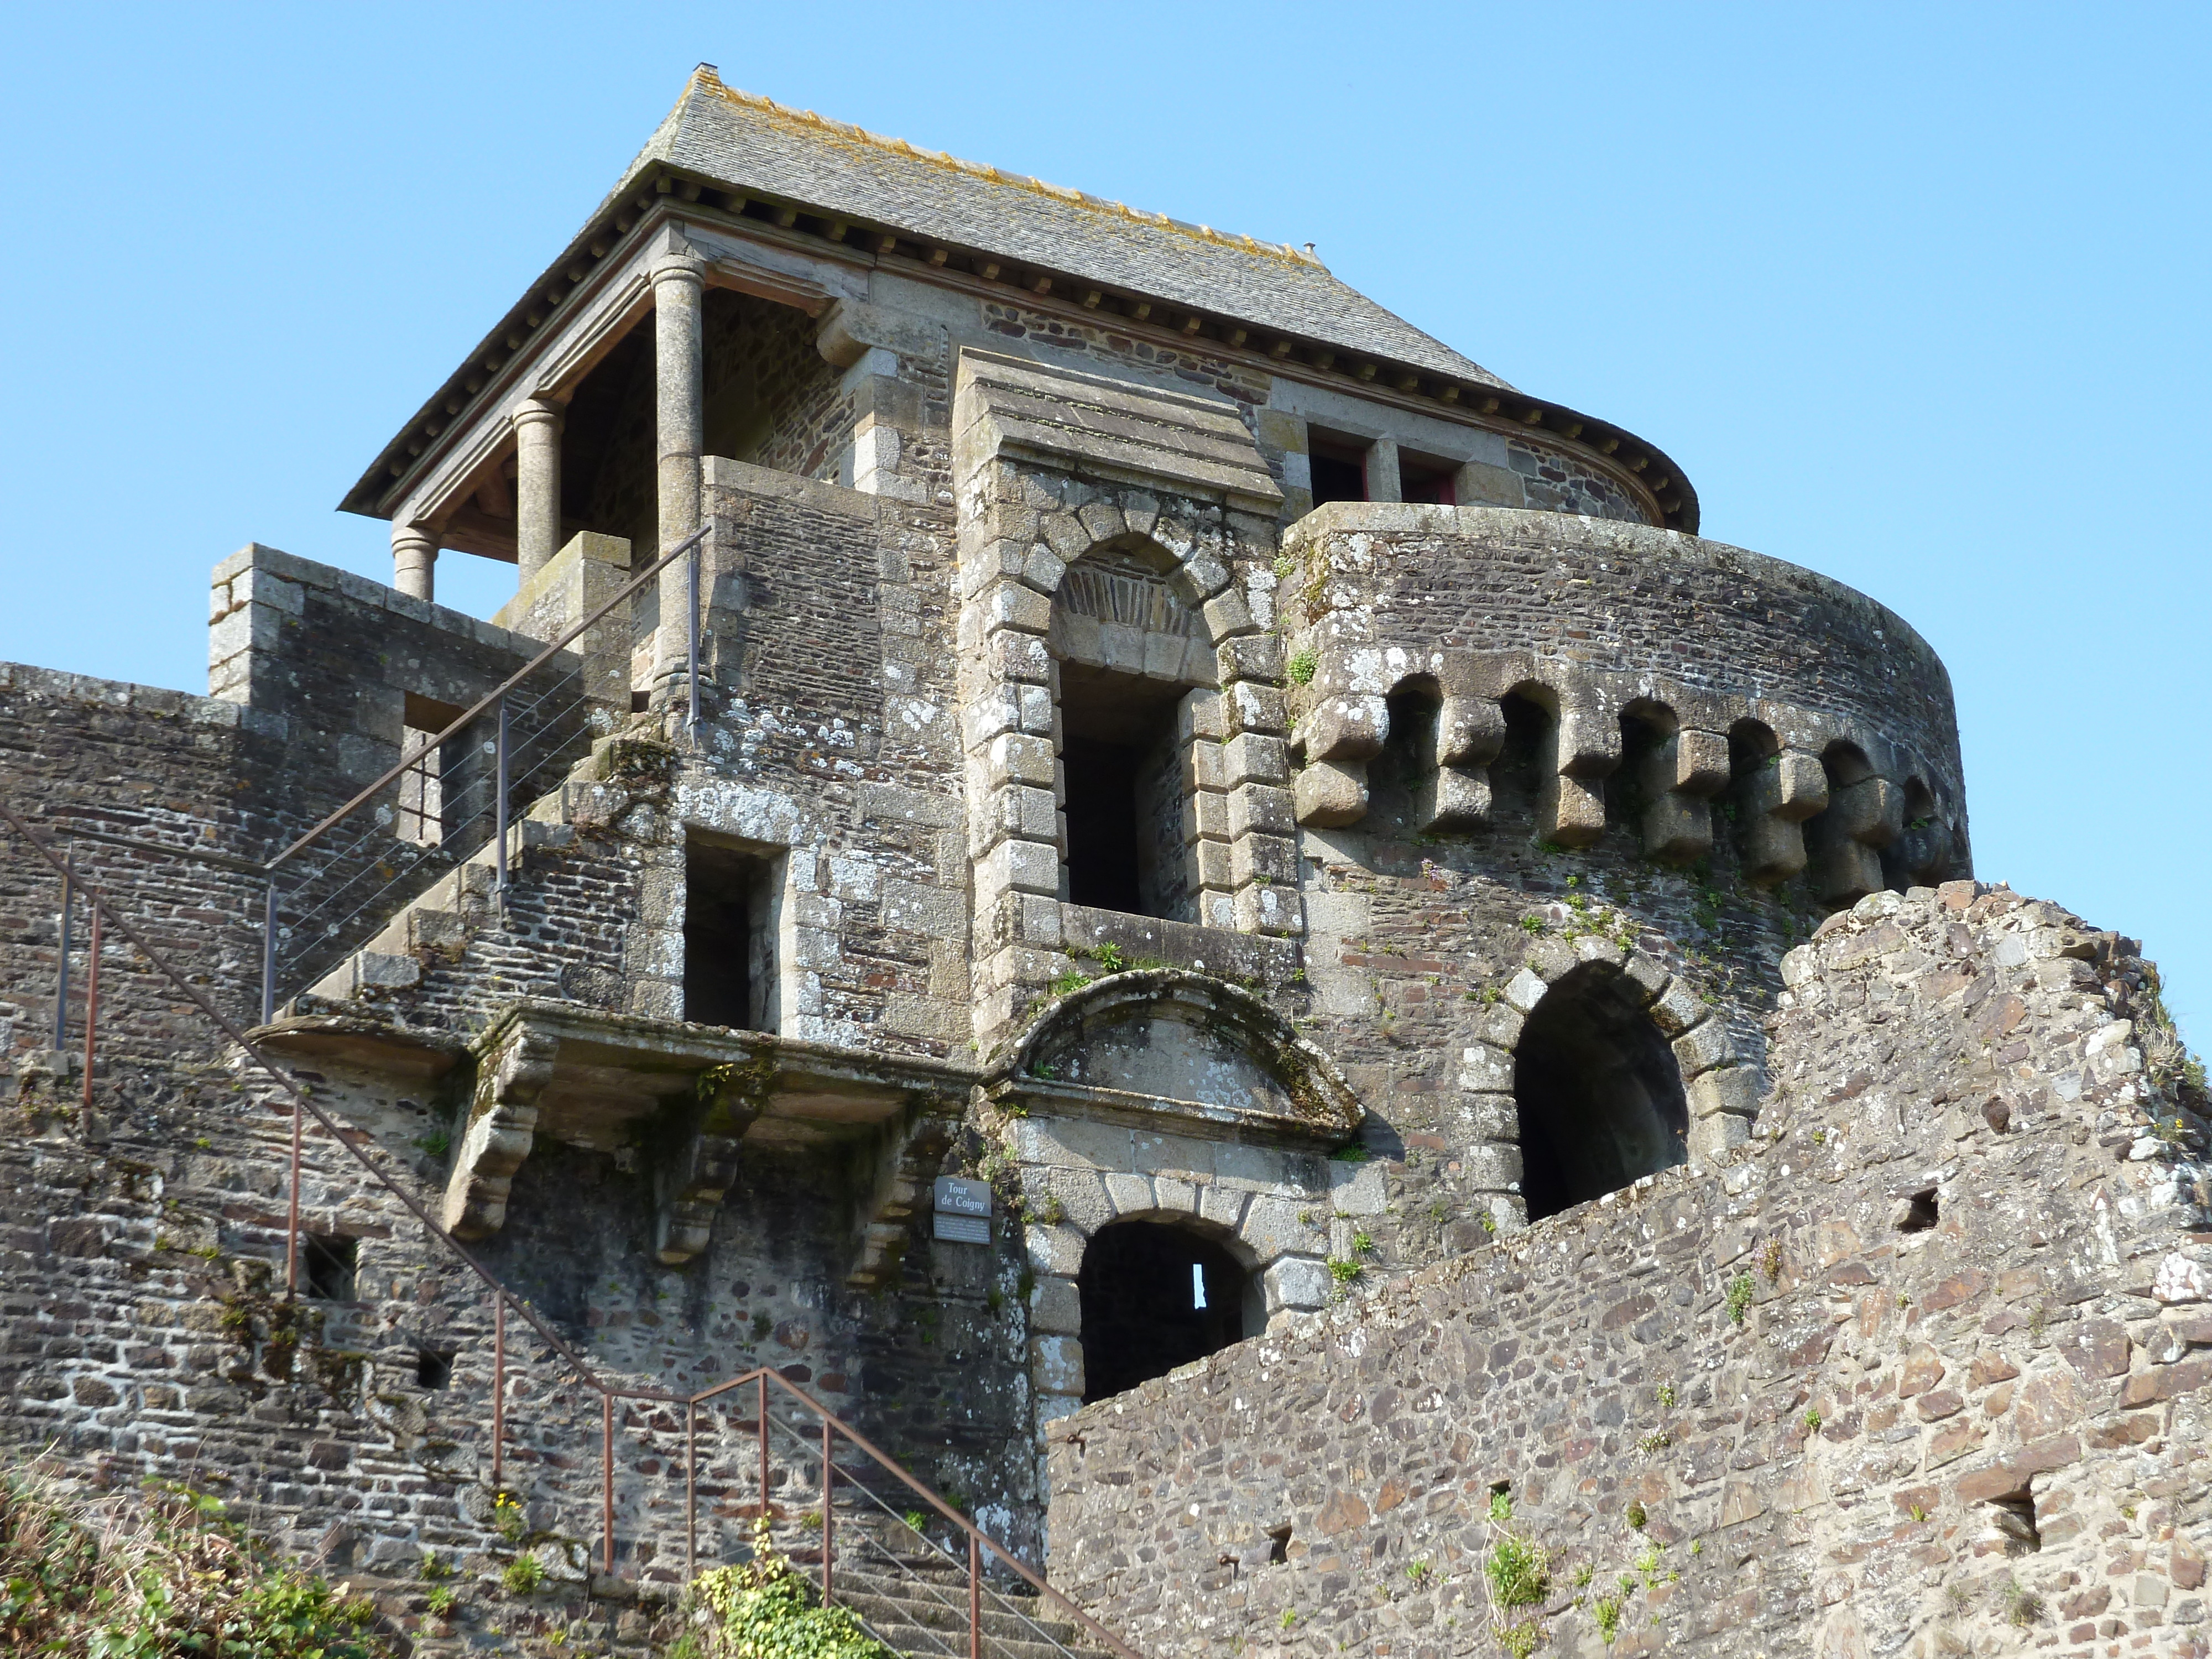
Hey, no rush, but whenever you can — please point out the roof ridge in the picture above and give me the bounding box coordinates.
[685,65,1326,270]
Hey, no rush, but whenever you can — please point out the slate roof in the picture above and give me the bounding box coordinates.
[346,69,1704,532]
[611,68,1512,391]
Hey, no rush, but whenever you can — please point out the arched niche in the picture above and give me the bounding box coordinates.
[1514,960,1688,1220]
[1008,969,1362,1139]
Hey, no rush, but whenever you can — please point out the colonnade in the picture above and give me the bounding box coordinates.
[390,248,708,702]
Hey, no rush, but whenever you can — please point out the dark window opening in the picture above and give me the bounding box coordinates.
[684,838,776,1031]
[1308,431,1370,507]
[1266,1526,1292,1564]
[1515,963,1688,1222]
[1078,1220,1257,1402]
[415,1348,455,1390]
[1399,452,1458,505]
[303,1235,358,1303]
[1063,734,1145,914]
[1060,666,1191,921]
[1896,1188,1940,1233]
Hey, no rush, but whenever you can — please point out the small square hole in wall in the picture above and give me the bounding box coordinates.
[1895,1189,1939,1233]
[302,1234,357,1302]
[416,1349,455,1390]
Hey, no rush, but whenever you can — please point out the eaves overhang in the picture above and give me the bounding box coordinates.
[345,141,1699,535]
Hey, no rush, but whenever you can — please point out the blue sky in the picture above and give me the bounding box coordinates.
[1,4,2205,1041]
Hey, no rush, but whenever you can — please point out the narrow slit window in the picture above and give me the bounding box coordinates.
[1191,1262,1208,1309]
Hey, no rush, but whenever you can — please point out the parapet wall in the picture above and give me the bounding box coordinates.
[1281,506,1967,903]
[1045,883,2212,1658]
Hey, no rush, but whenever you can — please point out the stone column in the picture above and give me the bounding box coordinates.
[652,255,707,686]
[512,399,564,587]
[393,523,437,602]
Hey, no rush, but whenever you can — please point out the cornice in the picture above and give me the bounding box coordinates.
[345,165,1699,535]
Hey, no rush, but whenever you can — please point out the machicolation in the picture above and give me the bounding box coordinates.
[3,65,2207,1659]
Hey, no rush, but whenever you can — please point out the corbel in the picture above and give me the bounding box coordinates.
[1638,729,1730,863]
[654,1060,769,1264]
[442,1023,560,1240]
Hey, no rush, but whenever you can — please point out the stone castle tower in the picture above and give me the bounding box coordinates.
[3,67,2204,1659]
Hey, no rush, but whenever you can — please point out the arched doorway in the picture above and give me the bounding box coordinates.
[1078,1220,1258,1402]
[1515,962,1688,1221]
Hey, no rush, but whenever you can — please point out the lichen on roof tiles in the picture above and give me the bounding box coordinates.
[611,67,1510,392]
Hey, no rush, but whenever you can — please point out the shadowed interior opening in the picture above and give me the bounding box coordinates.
[1307,429,1371,506]
[1061,666,1187,919]
[1078,1220,1257,1402]
[1514,963,1688,1221]
[302,1235,357,1303]
[684,837,775,1031]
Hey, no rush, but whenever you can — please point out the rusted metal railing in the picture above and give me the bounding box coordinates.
[4,803,1139,1659]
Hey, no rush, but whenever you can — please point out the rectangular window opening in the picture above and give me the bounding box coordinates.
[1191,1262,1208,1310]
[1307,428,1371,507]
[684,836,778,1032]
[302,1234,358,1303]
[415,1348,455,1390]
[1399,451,1458,506]
[1060,667,1192,921]
[399,693,465,847]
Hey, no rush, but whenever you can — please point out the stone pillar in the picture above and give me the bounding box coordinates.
[652,256,707,686]
[512,399,564,587]
[1364,436,1402,503]
[393,523,437,602]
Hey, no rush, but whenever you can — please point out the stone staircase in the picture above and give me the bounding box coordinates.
[792,1514,1121,1659]
[298,757,590,1005]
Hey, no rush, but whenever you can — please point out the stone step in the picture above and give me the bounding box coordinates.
[829,1575,1097,1652]
[831,1592,1099,1659]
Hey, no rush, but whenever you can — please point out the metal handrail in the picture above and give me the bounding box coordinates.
[265,521,712,874]
[756,1391,1114,1659]
[1,804,1141,1659]
[760,1407,1093,1659]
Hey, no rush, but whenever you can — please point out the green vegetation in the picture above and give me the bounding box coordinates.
[0,1465,392,1657]
[1481,1490,1550,1657]
[1725,1274,1756,1326]
[692,1521,895,1659]
[1327,1258,1364,1286]
[1286,649,1318,687]
[500,1554,545,1596]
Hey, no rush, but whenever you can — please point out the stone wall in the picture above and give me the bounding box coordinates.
[1045,883,2212,1658]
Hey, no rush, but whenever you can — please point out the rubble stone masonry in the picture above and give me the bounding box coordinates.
[1045,883,2212,1658]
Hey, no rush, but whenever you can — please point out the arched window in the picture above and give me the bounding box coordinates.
[1078,1219,1258,1401]
[1514,962,1688,1220]
[1050,541,1216,921]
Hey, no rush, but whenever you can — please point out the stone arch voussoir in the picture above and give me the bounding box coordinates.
[1459,937,1762,1223]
